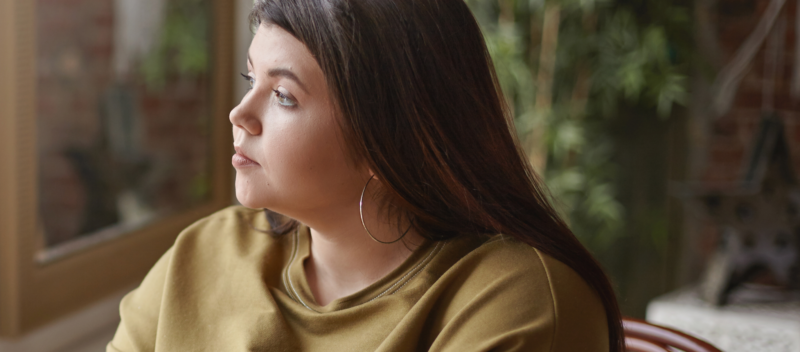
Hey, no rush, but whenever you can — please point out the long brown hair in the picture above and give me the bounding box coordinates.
[250,0,623,350]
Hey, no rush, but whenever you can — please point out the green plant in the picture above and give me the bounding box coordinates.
[465,0,691,251]
[141,0,210,89]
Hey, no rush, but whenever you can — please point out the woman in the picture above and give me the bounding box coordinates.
[108,0,623,351]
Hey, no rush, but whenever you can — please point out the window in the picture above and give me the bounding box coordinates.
[0,0,235,336]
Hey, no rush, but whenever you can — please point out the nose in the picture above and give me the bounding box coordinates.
[229,93,263,136]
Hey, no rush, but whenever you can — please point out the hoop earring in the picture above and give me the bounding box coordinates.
[359,175,413,244]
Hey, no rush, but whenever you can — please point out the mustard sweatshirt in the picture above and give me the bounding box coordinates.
[108,206,608,351]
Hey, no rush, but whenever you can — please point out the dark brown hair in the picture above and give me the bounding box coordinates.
[250,0,623,350]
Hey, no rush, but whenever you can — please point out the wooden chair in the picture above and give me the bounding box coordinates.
[623,317,723,352]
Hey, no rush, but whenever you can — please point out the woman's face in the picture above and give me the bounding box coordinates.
[229,24,365,216]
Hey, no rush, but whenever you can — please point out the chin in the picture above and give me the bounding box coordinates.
[235,183,284,211]
[234,178,264,209]
[235,192,259,209]
[236,195,259,209]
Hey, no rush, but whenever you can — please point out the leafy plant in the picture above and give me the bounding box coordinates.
[141,0,210,89]
[465,0,692,251]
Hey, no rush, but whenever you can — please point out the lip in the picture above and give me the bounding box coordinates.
[232,146,260,168]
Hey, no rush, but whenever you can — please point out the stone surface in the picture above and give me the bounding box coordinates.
[647,286,800,352]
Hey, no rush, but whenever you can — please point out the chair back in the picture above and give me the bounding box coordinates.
[623,317,722,352]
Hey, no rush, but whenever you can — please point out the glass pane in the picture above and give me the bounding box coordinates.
[36,0,212,256]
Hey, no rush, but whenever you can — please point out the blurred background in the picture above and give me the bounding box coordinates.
[1,0,800,350]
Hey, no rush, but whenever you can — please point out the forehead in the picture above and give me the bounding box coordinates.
[249,24,321,76]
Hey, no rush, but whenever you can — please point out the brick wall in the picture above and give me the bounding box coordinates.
[36,0,115,245]
[703,0,800,185]
[683,0,800,281]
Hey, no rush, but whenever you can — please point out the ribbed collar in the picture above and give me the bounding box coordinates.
[281,224,445,313]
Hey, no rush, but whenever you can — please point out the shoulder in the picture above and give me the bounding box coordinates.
[175,205,267,242]
[108,206,282,351]
[160,205,296,286]
[170,205,276,255]
[449,234,601,302]
[124,205,276,285]
[148,205,290,291]
[429,235,609,351]
[476,236,609,349]
[479,236,603,305]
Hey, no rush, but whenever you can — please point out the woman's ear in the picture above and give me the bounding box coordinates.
[366,169,379,182]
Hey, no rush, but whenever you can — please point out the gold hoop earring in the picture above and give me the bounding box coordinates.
[359,175,413,244]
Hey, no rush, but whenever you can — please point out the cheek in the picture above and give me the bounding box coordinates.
[272,122,350,183]
[256,111,359,209]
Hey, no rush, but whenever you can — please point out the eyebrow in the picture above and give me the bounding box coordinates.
[248,53,309,94]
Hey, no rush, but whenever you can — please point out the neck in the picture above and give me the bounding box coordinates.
[299,197,423,307]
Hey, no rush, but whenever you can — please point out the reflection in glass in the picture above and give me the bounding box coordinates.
[36,0,212,254]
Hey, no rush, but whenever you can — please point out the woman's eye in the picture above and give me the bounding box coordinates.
[273,89,297,107]
[239,72,254,89]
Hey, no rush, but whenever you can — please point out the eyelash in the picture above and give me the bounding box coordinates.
[239,72,297,108]
[240,72,254,89]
